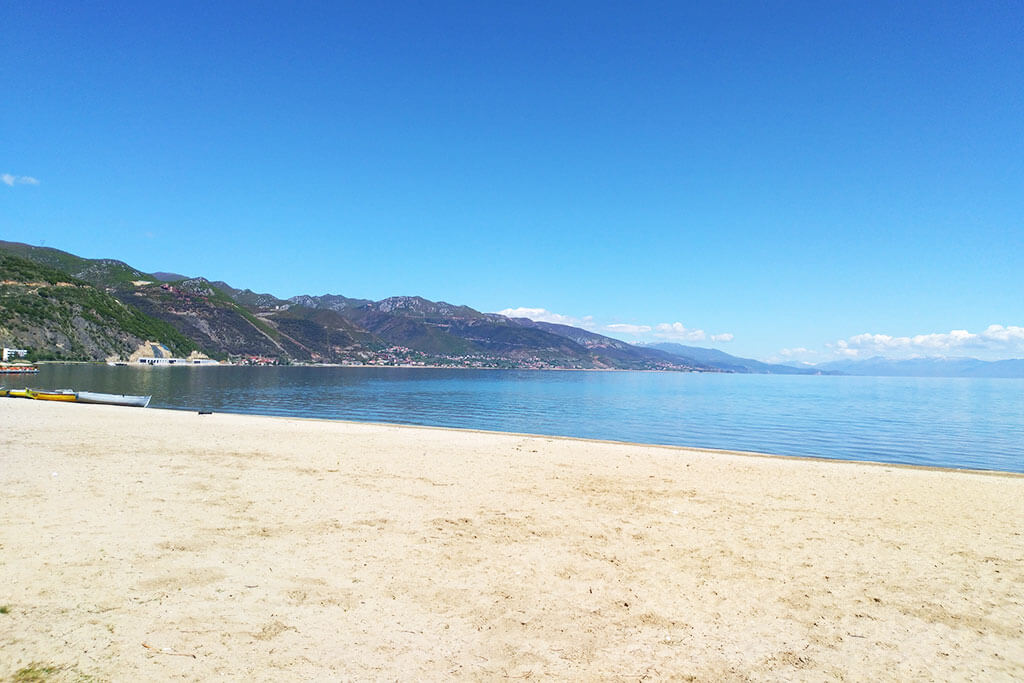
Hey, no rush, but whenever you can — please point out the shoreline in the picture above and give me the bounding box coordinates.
[7,391,1024,476]
[155,403,1024,478]
[34,360,712,376]
[2,400,1023,679]
[8,393,1024,479]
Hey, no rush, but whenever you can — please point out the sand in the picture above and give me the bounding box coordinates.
[1,399,1022,681]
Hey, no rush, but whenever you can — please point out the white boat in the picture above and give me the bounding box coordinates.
[75,391,152,408]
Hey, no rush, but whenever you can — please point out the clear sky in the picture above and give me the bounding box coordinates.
[3,2,1023,362]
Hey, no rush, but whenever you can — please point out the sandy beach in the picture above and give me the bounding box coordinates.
[1,400,1022,680]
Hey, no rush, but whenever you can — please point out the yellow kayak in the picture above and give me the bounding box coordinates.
[27,389,78,402]
[7,389,33,398]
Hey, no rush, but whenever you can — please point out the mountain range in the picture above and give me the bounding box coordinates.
[3,240,1020,377]
[642,343,836,375]
[790,356,1024,379]
[0,241,705,371]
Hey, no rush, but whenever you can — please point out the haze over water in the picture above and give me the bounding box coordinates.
[34,365,1024,473]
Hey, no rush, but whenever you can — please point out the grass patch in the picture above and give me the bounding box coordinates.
[0,605,9,614]
[12,663,63,681]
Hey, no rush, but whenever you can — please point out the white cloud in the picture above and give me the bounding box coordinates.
[768,347,823,364]
[2,174,39,186]
[654,322,709,342]
[499,309,732,343]
[496,307,595,328]
[604,321,734,344]
[605,323,652,334]
[830,324,1024,359]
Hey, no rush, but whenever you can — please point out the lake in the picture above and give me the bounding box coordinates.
[24,365,1024,473]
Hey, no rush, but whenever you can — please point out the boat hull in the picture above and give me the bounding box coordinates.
[75,391,152,408]
[29,389,78,402]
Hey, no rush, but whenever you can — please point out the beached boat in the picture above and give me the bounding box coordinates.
[7,388,32,398]
[27,389,78,402]
[75,391,152,408]
[0,364,38,374]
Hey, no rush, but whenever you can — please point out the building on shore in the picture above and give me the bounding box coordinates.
[2,348,28,361]
[124,341,220,367]
[135,357,220,366]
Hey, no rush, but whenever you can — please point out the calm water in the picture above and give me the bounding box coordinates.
[24,365,1024,473]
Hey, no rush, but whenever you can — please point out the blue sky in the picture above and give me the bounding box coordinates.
[3,2,1023,362]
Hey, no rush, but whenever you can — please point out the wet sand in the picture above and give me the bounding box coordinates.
[1,399,1022,680]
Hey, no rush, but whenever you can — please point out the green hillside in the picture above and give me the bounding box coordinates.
[0,250,197,360]
[0,240,155,288]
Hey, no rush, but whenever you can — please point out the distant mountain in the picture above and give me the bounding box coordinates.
[778,361,818,371]
[288,293,372,312]
[645,343,831,374]
[979,359,1024,378]
[0,241,710,370]
[152,272,189,282]
[11,238,1018,375]
[511,320,712,370]
[112,276,386,363]
[811,356,1024,378]
[510,319,635,349]
[364,295,481,318]
[210,280,288,310]
[331,298,704,369]
[0,242,377,363]
[10,239,1021,375]
[260,306,382,363]
[120,278,303,361]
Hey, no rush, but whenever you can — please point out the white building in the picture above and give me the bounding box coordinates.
[136,357,220,366]
[2,348,28,361]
